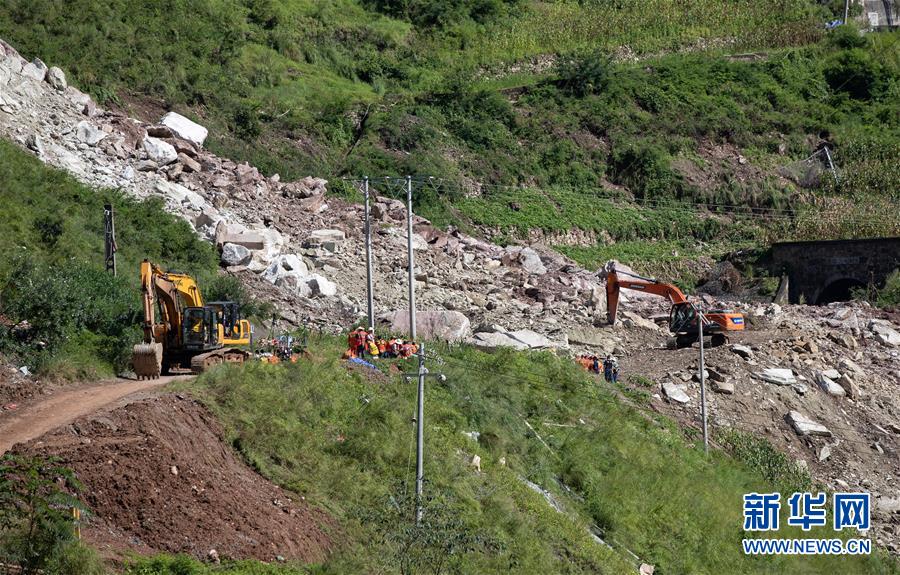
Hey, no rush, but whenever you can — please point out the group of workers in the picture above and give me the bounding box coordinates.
[346,326,419,360]
[577,354,620,384]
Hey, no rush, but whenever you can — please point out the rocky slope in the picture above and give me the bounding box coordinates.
[3,37,900,552]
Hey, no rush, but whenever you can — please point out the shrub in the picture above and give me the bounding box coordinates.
[0,455,103,575]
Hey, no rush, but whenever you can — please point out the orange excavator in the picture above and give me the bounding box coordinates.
[606,264,744,348]
[132,260,251,378]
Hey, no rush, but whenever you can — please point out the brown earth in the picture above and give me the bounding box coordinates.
[0,376,176,454]
[13,394,335,563]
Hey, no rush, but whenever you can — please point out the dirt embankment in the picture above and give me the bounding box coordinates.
[14,394,335,563]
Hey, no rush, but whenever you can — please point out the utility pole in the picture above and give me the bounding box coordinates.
[843,0,850,24]
[697,305,709,455]
[415,342,426,524]
[103,203,117,276]
[405,175,417,340]
[822,146,838,182]
[363,177,375,329]
[405,342,445,525]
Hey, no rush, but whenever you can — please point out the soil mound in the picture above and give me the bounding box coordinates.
[15,394,333,563]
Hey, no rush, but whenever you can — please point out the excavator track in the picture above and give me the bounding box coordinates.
[190,348,249,374]
[132,342,163,380]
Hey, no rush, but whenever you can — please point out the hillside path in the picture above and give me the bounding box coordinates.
[0,376,185,454]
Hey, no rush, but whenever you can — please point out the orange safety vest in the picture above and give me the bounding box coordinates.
[377,340,387,354]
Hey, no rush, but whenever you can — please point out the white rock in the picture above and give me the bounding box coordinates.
[20,58,47,82]
[787,411,832,437]
[815,372,846,397]
[390,310,472,341]
[518,247,547,275]
[711,379,734,394]
[758,368,797,386]
[621,311,661,332]
[75,121,107,145]
[160,111,208,147]
[308,229,346,243]
[821,369,841,380]
[46,66,66,90]
[304,274,338,297]
[871,322,900,347]
[730,344,754,359]
[262,254,310,287]
[472,332,529,351]
[221,243,251,267]
[508,329,555,349]
[142,136,178,165]
[662,381,691,404]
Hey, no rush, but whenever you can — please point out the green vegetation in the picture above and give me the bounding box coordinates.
[876,270,900,307]
[155,336,899,574]
[1,2,897,280]
[0,139,238,378]
[0,454,105,575]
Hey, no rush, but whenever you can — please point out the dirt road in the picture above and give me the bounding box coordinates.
[0,376,184,454]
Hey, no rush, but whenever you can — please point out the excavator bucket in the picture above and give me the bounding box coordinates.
[132,342,163,379]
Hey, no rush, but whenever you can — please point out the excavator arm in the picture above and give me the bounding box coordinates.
[134,260,208,378]
[606,266,688,325]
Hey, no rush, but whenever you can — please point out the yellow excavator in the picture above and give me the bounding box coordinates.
[132,260,252,378]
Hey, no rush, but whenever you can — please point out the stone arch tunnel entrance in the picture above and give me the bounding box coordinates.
[816,278,867,305]
[770,238,900,305]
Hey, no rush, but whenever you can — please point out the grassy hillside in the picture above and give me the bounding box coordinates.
[3,3,895,212]
[126,335,900,574]
[0,140,247,378]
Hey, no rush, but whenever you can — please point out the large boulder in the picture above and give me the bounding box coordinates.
[214,221,265,250]
[758,368,796,386]
[75,121,107,145]
[471,331,528,351]
[507,329,556,349]
[221,243,251,267]
[815,371,846,397]
[662,381,690,404]
[515,247,547,275]
[247,227,285,271]
[870,320,900,347]
[281,176,327,198]
[567,326,616,349]
[46,66,66,91]
[160,112,208,147]
[389,310,471,341]
[143,136,178,165]
[787,411,832,437]
[262,254,310,287]
[20,58,47,82]
[304,274,338,298]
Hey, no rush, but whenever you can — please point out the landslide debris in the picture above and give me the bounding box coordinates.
[13,394,334,563]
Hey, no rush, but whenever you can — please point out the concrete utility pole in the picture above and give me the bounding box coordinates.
[844,0,850,24]
[363,177,375,329]
[103,203,117,276]
[415,342,426,524]
[406,175,417,340]
[405,342,445,525]
[697,305,709,455]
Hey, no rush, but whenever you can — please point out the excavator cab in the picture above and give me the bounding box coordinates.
[669,303,698,333]
[208,301,252,345]
[182,307,220,351]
